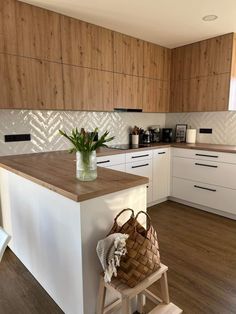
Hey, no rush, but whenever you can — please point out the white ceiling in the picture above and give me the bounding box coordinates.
[19,0,236,48]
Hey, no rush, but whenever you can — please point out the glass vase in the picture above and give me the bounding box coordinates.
[76,151,97,181]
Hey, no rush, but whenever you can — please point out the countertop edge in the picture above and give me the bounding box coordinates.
[0,162,149,202]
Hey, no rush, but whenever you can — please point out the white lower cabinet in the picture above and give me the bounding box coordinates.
[105,164,126,172]
[125,160,152,181]
[97,154,125,167]
[97,148,171,205]
[171,148,236,216]
[173,156,236,189]
[153,148,170,202]
[172,177,236,215]
[125,158,153,204]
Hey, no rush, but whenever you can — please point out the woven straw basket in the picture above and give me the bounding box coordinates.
[108,209,161,288]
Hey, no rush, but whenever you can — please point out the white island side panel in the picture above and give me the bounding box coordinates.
[0,168,84,314]
[0,168,147,314]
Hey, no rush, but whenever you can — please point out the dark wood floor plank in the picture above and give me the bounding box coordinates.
[148,201,236,314]
[0,249,63,314]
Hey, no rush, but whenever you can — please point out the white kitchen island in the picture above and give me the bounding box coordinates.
[0,151,148,314]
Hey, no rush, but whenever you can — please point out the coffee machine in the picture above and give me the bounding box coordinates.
[162,128,173,143]
[149,125,161,143]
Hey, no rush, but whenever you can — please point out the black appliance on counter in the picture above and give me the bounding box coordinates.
[149,125,161,143]
[162,128,173,143]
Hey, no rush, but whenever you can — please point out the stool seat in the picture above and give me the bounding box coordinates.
[106,264,168,298]
[96,263,183,314]
[149,302,182,314]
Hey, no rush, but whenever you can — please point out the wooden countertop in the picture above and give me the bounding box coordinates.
[1,142,236,203]
[0,151,148,202]
[97,142,236,155]
[171,143,236,153]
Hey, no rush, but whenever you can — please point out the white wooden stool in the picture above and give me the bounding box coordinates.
[96,263,182,314]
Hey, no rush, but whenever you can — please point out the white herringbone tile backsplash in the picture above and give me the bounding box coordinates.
[0,110,165,156]
[1,110,236,156]
[166,112,236,145]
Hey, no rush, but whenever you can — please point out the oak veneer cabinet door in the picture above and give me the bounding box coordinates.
[0,54,64,109]
[143,42,171,80]
[0,0,17,55]
[61,16,113,71]
[171,74,230,112]
[0,0,61,62]
[63,65,113,111]
[170,80,183,112]
[114,33,143,76]
[171,33,233,80]
[113,73,142,109]
[143,78,169,112]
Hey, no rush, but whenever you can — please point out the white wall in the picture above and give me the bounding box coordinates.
[0,110,165,156]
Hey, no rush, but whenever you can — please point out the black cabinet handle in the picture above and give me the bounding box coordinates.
[132,163,149,168]
[195,153,218,158]
[195,163,218,168]
[158,152,166,155]
[194,185,216,192]
[97,160,110,164]
[132,154,149,159]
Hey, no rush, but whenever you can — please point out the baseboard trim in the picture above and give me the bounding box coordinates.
[168,196,236,220]
[148,197,168,207]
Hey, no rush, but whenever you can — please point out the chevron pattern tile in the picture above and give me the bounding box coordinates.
[166,111,236,145]
[0,110,165,156]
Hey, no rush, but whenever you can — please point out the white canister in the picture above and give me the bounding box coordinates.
[186,129,197,144]
[132,134,139,145]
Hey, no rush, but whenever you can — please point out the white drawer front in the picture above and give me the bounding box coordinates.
[173,148,236,164]
[172,177,236,215]
[106,164,126,172]
[173,157,236,189]
[125,159,152,182]
[126,150,153,163]
[97,154,125,167]
[153,148,170,157]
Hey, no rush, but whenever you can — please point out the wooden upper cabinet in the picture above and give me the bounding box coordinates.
[63,66,113,111]
[0,0,61,62]
[143,42,171,80]
[170,74,230,112]
[171,33,233,80]
[0,0,17,55]
[114,33,143,76]
[61,16,113,71]
[0,54,64,109]
[114,73,142,109]
[143,78,169,112]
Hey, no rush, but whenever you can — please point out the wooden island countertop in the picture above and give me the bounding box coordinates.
[0,151,148,202]
[1,142,236,203]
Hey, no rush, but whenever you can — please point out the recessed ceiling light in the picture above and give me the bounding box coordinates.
[202,15,218,22]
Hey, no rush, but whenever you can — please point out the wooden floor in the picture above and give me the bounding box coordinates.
[147,201,236,314]
[0,200,236,313]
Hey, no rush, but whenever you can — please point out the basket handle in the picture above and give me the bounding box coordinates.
[114,208,134,222]
[135,211,151,231]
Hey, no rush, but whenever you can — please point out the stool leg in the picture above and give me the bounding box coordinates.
[137,293,145,314]
[160,271,170,304]
[96,277,106,314]
[121,297,131,314]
